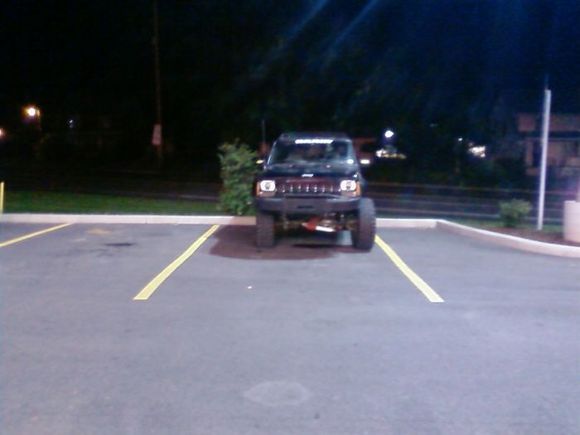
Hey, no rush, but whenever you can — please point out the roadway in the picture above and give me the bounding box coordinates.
[1,223,579,434]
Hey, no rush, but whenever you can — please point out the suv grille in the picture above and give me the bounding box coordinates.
[277,178,339,196]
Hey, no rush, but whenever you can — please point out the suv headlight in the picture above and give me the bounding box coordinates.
[340,179,360,197]
[340,180,357,191]
[257,179,276,196]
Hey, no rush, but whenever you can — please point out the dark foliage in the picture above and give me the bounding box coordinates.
[2,0,580,183]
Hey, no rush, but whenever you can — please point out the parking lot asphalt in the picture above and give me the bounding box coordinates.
[1,223,579,435]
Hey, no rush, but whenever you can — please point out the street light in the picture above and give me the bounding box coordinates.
[25,106,40,118]
[384,129,395,139]
[23,105,42,133]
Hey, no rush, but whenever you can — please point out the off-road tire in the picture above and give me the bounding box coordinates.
[352,198,376,251]
[256,211,275,248]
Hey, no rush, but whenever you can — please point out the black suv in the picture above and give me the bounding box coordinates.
[254,132,376,250]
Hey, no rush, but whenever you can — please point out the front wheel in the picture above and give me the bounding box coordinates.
[352,198,376,251]
[256,211,275,248]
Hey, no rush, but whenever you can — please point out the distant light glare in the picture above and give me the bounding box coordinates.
[468,146,487,159]
[376,146,407,160]
[384,129,395,139]
[0,128,5,138]
[25,106,39,118]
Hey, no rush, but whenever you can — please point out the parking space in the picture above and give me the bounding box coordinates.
[0,222,73,248]
[382,228,580,306]
[1,223,579,434]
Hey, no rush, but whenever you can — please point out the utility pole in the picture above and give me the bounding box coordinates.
[152,0,164,165]
[536,85,552,231]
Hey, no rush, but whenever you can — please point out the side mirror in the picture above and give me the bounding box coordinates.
[256,156,268,169]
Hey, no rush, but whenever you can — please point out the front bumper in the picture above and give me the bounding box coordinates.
[255,196,360,215]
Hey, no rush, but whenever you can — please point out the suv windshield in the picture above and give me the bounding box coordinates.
[268,139,357,165]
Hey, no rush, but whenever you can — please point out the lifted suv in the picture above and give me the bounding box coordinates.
[254,132,376,250]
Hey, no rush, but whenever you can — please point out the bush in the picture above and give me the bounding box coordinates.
[498,199,532,228]
[218,140,258,215]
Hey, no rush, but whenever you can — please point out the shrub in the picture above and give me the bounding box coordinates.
[218,140,258,215]
[498,199,532,228]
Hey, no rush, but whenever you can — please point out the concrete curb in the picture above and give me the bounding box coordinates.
[1,213,579,258]
[377,218,437,229]
[0,213,255,226]
[436,220,580,258]
[0,213,438,228]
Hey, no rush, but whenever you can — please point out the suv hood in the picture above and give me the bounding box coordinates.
[261,163,359,178]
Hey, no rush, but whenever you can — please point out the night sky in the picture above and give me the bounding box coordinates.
[1,0,580,153]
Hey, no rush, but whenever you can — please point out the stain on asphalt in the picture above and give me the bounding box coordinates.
[103,242,135,248]
[243,381,312,407]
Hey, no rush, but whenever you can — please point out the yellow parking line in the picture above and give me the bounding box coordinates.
[0,223,73,248]
[375,235,444,303]
[133,224,220,301]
